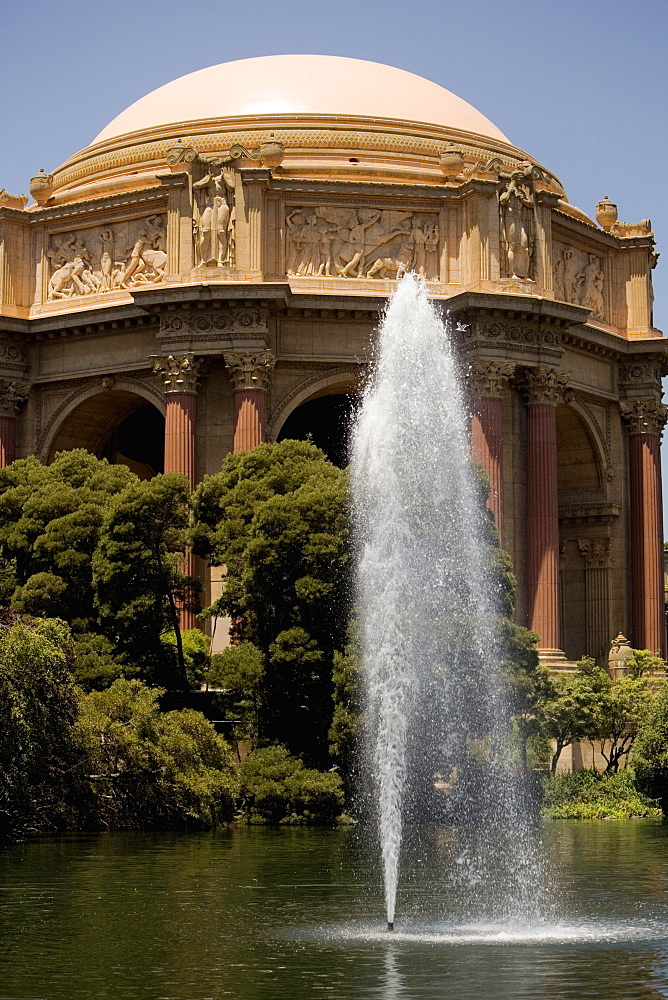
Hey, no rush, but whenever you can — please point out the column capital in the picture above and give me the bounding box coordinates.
[578,537,612,570]
[620,399,668,437]
[0,379,29,419]
[150,354,201,395]
[470,360,515,399]
[521,366,570,406]
[224,350,275,392]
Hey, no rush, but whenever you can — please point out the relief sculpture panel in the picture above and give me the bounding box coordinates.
[46,215,167,301]
[553,245,605,320]
[285,206,439,279]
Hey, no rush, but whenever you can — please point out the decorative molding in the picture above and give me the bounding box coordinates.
[159,308,269,347]
[223,350,275,392]
[521,366,570,406]
[151,354,202,395]
[559,502,620,525]
[619,360,663,397]
[469,360,515,398]
[620,399,668,436]
[578,537,612,570]
[459,319,562,353]
[0,380,29,419]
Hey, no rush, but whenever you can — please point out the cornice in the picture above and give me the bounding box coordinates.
[25,187,168,225]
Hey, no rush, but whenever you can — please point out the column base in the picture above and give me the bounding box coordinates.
[538,649,578,674]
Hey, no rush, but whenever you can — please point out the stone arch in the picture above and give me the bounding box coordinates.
[268,367,361,441]
[40,377,165,467]
[556,400,608,503]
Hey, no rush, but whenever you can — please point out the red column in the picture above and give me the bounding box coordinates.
[0,381,29,467]
[622,400,667,657]
[152,354,201,632]
[224,350,275,453]
[523,367,569,655]
[470,361,514,538]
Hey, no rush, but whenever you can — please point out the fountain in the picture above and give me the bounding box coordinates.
[351,274,541,930]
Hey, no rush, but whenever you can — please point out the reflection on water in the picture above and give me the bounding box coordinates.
[1,822,668,999]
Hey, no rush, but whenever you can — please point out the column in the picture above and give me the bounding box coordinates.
[0,379,29,467]
[578,538,612,665]
[470,361,514,537]
[223,350,275,452]
[621,399,667,657]
[152,353,201,631]
[523,366,569,656]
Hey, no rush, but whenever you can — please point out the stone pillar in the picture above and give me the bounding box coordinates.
[0,379,29,467]
[152,353,202,631]
[223,350,275,452]
[578,538,612,665]
[470,361,514,537]
[523,367,569,656]
[620,399,667,657]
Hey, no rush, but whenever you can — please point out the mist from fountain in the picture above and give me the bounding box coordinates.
[351,274,542,930]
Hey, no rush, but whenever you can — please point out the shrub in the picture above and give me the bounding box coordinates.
[75,678,238,830]
[541,769,661,819]
[239,744,344,824]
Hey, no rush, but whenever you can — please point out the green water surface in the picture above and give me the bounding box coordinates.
[1,821,668,999]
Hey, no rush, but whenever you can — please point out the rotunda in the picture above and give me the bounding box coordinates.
[0,54,665,669]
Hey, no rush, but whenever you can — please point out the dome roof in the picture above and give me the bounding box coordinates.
[91,55,510,146]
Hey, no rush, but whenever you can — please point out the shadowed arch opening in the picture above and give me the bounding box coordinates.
[276,393,358,468]
[48,390,164,478]
[556,404,603,501]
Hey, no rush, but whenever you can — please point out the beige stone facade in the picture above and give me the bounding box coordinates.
[0,55,665,663]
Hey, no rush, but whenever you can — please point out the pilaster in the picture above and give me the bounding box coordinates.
[223,350,275,452]
[470,360,514,536]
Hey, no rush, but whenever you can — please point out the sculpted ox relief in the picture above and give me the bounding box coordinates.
[285,206,439,280]
[46,215,167,300]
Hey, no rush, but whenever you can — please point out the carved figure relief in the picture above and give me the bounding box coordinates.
[285,206,439,280]
[192,158,236,267]
[553,246,606,319]
[499,166,535,280]
[46,216,167,300]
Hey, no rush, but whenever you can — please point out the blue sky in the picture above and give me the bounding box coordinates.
[2,0,667,513]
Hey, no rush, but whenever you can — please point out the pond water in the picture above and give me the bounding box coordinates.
[1,821,668,999]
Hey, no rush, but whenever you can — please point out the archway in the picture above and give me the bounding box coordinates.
[276,393,358,467]
[47,390,165,478]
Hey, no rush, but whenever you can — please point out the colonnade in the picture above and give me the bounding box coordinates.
[0,351,665,660]
[471,362,667,660]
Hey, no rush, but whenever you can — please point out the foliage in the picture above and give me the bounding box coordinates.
[594,673,653,772]
[539,658,607,773]
[207,641,265,740]
[0,613,80,841]
[75,679,238,830]
[92,474,199,689]
[191,441,350,764]
[163,628,211,688]
[238,744,344,824]
[632,682,668,814]
[541,769,661,820]
[328,622,362,784]
[0,451,136,631]
[71,631,129,690]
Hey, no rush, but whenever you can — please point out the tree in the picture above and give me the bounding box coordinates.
[207,641,265,739]
[191,441,350,764]
[238,744,344,824]
[0,451,136,631]
[0,612,79,841]
[634,681,668,813]
[92,474,199,689]
[594,674,653,772]
[540,662,604,773]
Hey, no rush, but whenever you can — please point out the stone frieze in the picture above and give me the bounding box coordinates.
[553,244,605,320]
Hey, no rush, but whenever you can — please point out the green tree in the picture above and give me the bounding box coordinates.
[92,474,199,689]
[239,744,344,824]
[594,673,653,772]
[540,662,604,773]
[0,451,136,631]
[191,441,350,764]
[207,641,265,739]
[634,681,668,812]
[75,679,238,829]
[0,613,80,841]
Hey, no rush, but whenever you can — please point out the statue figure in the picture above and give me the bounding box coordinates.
[99,229,114,290]
[582,254,605,319]
[562,249,581,304]
[193,158,235,267]
[499,168,535,280]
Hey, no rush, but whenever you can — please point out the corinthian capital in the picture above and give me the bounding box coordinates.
[470,361,515,399]
[578,537,612,570]
[0,380,29,419]
[620,399,668,436]
[150,354,201,394]
[224,350,275,392]
[522,366,570,406]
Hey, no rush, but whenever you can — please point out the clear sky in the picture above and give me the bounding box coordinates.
[2,0,667,514]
